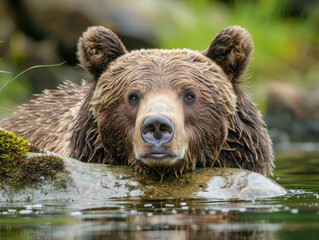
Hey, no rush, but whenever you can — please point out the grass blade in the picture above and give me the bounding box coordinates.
[0,62,65,93]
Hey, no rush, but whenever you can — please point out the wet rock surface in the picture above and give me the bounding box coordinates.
[0,153,288,202]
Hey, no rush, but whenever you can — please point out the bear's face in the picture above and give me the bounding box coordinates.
[93,50,236,172]
[77,26,253,176]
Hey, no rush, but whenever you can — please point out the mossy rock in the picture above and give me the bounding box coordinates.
[0,129,69,193]
[0,151,288,202]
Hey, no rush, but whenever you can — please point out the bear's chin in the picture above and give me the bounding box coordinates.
[140,156,180,168]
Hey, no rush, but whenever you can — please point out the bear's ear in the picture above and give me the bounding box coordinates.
[202,26,253,84]
[77,26,127,79]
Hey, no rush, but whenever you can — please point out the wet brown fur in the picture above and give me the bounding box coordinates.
[1,26,274,176]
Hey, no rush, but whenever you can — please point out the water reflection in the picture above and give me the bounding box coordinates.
[1,196,319,240]
[0,200,283,240]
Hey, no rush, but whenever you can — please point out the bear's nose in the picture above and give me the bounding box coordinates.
[141,115,175,146]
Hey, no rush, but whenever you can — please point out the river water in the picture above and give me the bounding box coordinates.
[0,152,318,240]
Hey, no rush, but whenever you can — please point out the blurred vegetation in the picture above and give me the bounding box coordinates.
[154,0,319,112]
[0,0,318,114]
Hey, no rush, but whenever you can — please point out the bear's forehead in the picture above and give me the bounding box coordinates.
[97,48,231,95]
[103,48,226,81]
[110,49,218,70]
[95,48,236,109]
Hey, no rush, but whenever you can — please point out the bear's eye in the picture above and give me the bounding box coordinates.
[128,94,140,104]
[184,93,195,103]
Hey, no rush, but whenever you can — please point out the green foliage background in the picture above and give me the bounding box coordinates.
[0,0,318,113]
[153,0,318,112]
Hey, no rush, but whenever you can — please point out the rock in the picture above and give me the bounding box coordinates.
[0,152,288,202]
[266,81,319,143]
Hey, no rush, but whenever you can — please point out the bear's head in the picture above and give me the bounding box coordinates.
[76,26,254,177]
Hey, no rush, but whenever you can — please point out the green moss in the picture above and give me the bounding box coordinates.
[6,156,67,189]
[0,129,68,190]
[27,144,44,153]
[0,130,29,163]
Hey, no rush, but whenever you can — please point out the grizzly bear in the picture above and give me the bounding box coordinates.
[1,26,273,177]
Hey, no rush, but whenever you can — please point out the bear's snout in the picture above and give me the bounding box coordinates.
[141,115,175,155]
[133,92,188,167]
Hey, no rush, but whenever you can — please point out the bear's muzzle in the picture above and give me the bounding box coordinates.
[133,92,187,167]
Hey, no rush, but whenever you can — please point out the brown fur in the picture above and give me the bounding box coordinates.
[1,26,274,177]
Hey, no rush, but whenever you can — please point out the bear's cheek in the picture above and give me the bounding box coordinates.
[183,102,229,154]
[131,93,188,167]
[95,101,137,160]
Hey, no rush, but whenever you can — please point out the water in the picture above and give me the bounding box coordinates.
[1,153,318,240]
